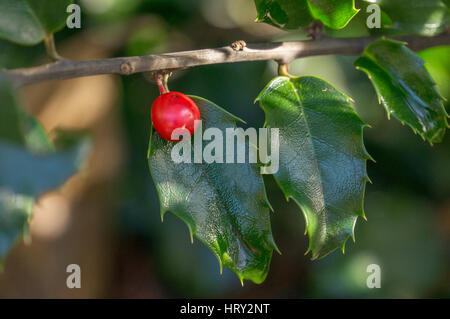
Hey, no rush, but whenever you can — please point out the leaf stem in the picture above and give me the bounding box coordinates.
[278,64,295,78]
[43,34,62,61]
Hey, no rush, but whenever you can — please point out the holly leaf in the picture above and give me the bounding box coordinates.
[0,140,87,198]
[370,0,449,36]
[308,0,359,29]
[256,76,371,260]
[0,74,89,264]
[0,191,33,263]
[0,75,54,154]
[355,38,449,144]
[254,0,313,29]
[0,75,87,198]
[0,0,74,45]
[147,96,277,284]
[419,46,450,101]
[254,0,358,30]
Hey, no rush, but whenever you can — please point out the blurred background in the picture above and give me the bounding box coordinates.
[0,0,449,298]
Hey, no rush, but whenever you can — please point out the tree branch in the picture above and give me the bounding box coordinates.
[2,34,450,87]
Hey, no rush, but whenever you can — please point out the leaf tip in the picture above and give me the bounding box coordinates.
[304,246,311,256]
[185,223,195,244]
[264,194,275,212]
[268,234,281,255]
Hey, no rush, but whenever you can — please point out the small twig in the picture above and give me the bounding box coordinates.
[2,34,449,87]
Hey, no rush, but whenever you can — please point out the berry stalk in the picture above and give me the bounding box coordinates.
[156,75,167,95]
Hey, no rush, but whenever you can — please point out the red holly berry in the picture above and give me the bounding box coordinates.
[151,92,200,142]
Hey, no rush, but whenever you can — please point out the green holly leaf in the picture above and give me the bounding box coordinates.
[0,74,89,264]
[419,46,450,101]
[254,0,358,30]
[256,76,371,260]
[355,38,449,144]
[0,192,33,263]
[0,0,74,45]
[254,0,313,29]
[0,75,87,196]
[323,0,393,38]
[148,96,277,284]
[0,140,87,197]
[370,0,449,36]
[0,76,53,154]
[308,0,359,29]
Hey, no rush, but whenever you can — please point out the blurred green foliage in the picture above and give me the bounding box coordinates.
[0,0,74,45]
[0,73,89,263]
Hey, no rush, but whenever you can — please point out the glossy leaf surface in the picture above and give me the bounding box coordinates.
[148,96,276,284]
[254,0,358,29]
[257,76,371,260]
[371,0,449,36]
[355,38,449,144]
